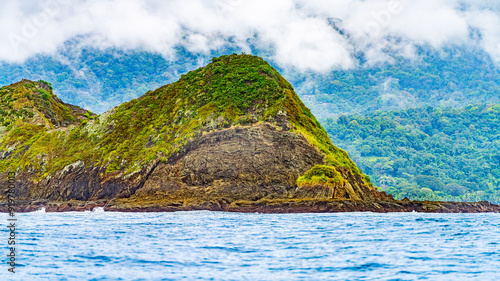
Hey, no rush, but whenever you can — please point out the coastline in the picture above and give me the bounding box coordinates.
[1,198,499,213]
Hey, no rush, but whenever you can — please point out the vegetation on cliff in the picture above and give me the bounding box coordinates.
[0,54,369,190]
[297,165,345,187]
[0,80,94,177]
[0,79,85,131]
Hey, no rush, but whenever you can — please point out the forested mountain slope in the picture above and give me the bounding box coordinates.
[324,104,500,203]
[293,47,500,118]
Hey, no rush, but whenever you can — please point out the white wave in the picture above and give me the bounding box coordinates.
[33,207,46,213]
[92,207,105,213]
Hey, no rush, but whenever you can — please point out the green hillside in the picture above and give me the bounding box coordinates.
[0,79,89,131]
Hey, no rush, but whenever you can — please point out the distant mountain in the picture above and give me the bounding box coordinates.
[324,104,500,203]
[1,46,498,118]
[289,46,500,118]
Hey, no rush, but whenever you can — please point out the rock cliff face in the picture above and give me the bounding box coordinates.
[136,122,324,201]
[1,54,496,213]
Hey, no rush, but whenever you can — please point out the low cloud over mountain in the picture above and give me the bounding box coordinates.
[1,0,499,71]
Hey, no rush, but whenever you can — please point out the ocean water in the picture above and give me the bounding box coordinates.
[1,210,500,281]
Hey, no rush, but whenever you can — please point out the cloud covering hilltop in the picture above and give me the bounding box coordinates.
[1,0,499,71]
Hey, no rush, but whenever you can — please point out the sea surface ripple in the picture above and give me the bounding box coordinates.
[1,211,500,280]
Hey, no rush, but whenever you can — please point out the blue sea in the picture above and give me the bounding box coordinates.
[1,210,500,280]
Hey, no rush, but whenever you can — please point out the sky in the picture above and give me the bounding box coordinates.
[0,0,499,72]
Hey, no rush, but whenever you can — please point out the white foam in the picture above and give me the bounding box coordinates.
[33,207,46,213]
[92,207,105,213]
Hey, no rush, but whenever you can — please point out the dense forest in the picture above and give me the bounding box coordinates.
[324,104,500,203]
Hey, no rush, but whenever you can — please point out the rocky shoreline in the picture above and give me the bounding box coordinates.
[1,199,499,213]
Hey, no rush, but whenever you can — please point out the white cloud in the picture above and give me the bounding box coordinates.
[0,0,499,71]
[466,8,500,62]
[269,17,354,71]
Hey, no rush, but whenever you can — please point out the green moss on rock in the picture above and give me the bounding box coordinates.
[297,165,345,187]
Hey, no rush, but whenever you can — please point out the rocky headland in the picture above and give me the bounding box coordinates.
[1,54,498,213]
